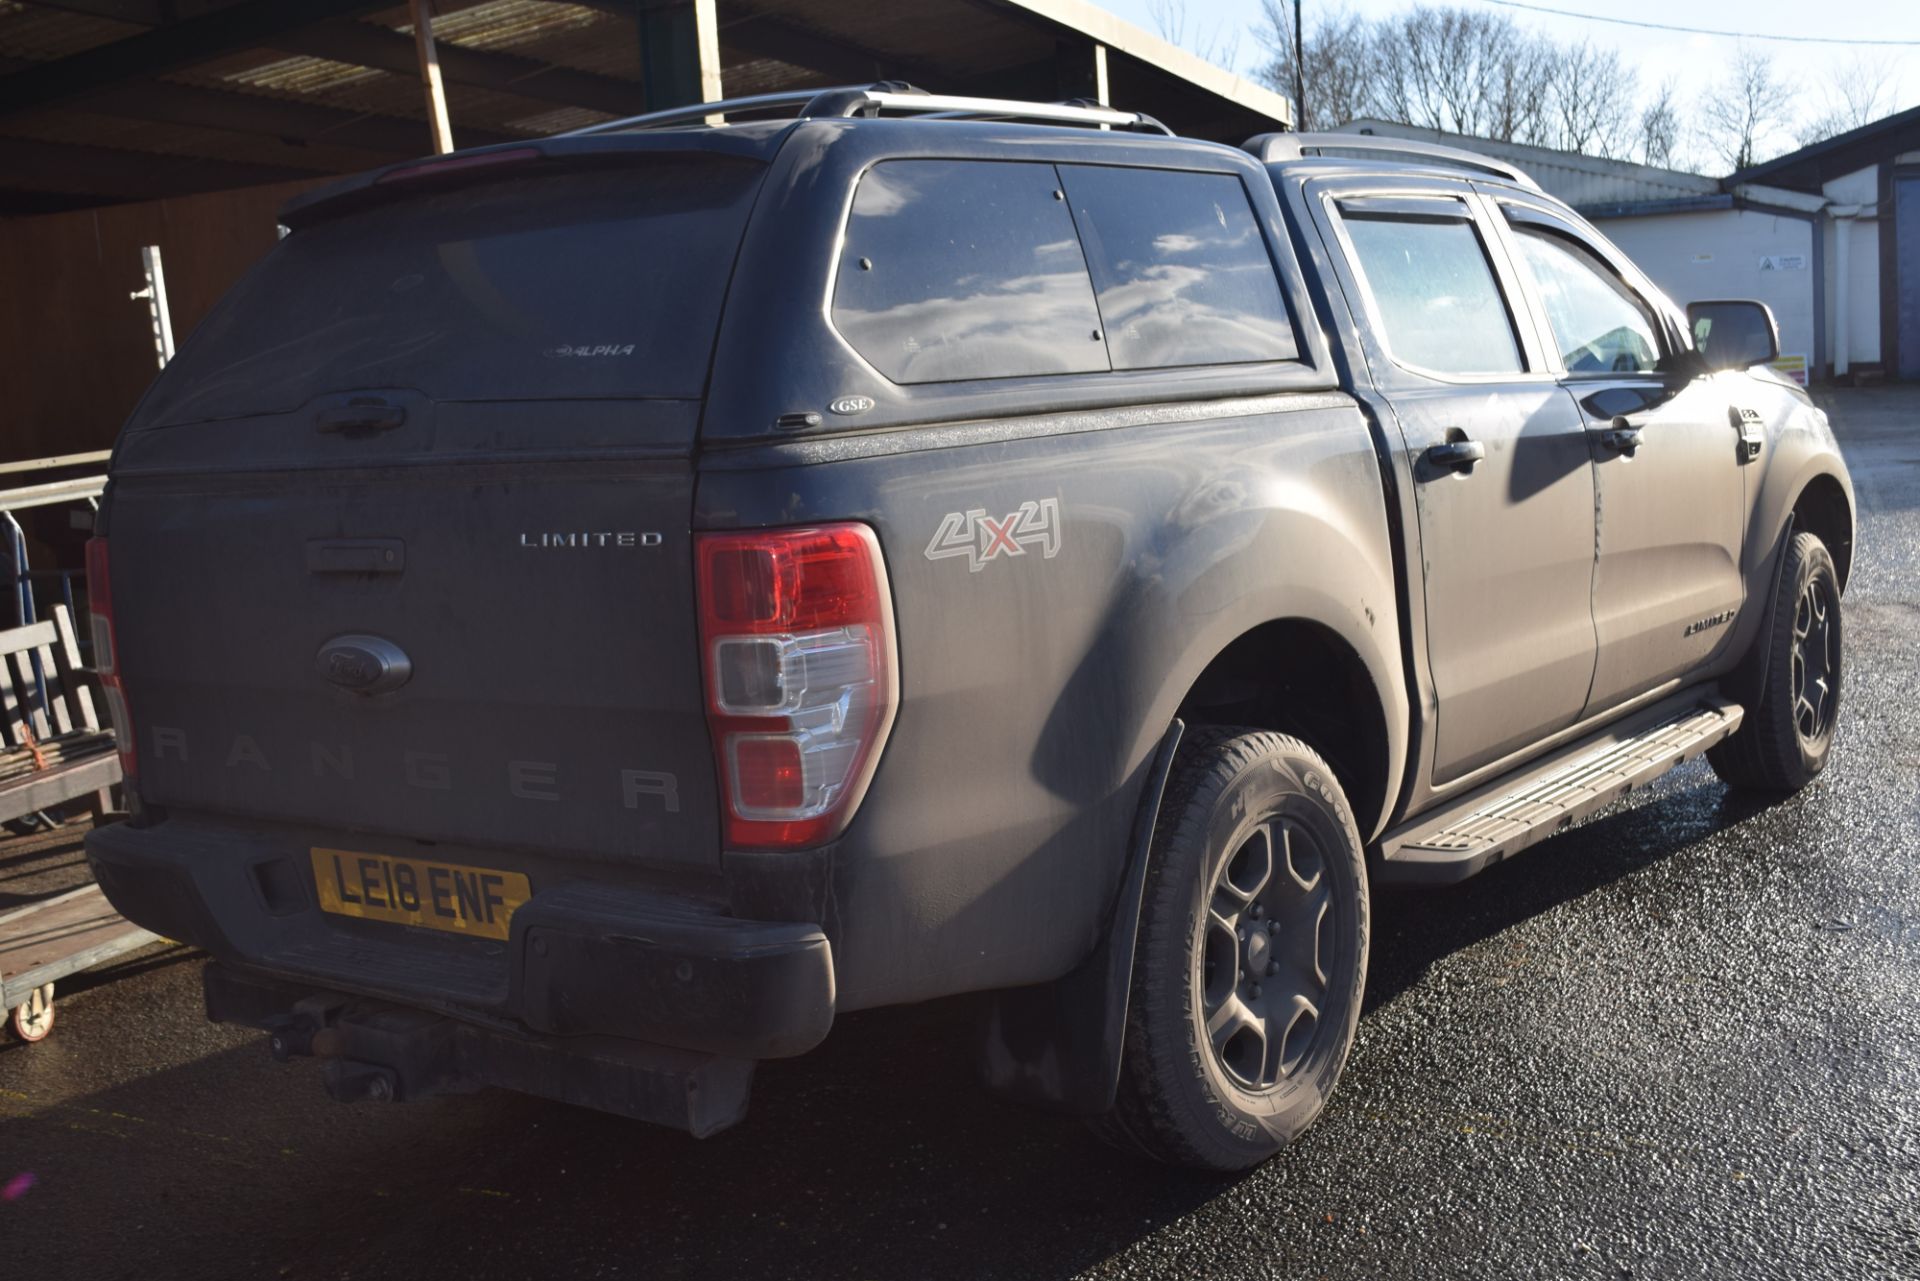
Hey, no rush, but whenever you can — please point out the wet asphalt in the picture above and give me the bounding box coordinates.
[3,388,1917,1281]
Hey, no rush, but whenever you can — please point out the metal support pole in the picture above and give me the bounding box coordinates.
[1293,1,1305,130]
[1092,42,1109,107]
[128,244,174,370]
[3,511,30,629]
[411,0,455,154]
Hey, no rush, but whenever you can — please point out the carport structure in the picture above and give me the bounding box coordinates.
[0,0,1290,215]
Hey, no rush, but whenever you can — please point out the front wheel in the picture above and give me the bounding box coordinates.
[1096,729,1369,1171]
[1709,531,1843,793]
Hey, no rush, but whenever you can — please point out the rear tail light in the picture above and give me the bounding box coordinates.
[84,537,136,780]
[696,524,898,849]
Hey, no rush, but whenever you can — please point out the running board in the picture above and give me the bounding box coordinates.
[1376,695,1744,884]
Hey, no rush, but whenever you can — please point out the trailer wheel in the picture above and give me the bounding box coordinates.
[9,983,54,1043]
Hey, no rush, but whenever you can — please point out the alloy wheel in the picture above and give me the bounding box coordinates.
[1197,817,1335,1091]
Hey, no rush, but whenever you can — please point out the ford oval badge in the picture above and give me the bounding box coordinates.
[828,395,875,416]
[316,634,412,695]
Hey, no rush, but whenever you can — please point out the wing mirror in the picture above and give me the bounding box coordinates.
[1687,299,1780,371]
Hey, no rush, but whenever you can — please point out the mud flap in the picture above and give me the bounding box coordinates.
[976,720,1183,1115]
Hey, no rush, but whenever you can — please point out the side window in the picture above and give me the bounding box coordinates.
[832,159,1108,384]
[1340,210,1524,376]
[1058,165,1298,369]
[1511,227,1662,375]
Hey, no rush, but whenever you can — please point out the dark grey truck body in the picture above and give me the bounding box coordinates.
[86,111,1854,1133]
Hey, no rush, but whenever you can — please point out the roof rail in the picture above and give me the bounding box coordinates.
[1244,131,1539,189]
[563,82,1173,139]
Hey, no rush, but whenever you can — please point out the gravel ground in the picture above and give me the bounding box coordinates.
[2,387,1915,1281]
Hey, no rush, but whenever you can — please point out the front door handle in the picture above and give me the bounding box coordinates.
[1598,416,1642,457]
[1424,439,1486,474]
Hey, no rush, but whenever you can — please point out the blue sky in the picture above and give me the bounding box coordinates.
[1096,0,1920,168]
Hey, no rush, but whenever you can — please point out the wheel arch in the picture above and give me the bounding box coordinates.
[1725,461,1855,711]
[1790,470,1854,592]
[1171,616,1395,843]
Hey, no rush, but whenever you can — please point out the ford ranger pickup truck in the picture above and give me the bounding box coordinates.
[84,86,1854,1171]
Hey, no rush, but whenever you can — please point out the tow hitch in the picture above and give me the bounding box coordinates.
[203,963,756,1136]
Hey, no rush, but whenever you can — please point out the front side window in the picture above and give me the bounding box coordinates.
[832,160,1108,384]
[1512,228,1662,375]
[1341,211,1524,376]
[1059,165,1297,370]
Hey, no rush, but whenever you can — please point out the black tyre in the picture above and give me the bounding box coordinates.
[1097,728,1368,1171]
[1709,531,1842,793]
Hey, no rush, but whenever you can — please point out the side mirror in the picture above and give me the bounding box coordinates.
[1687,299,1779,371]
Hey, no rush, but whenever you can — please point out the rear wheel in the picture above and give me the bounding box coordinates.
[1710,531,1842,792]
[1096,729,1368,1171]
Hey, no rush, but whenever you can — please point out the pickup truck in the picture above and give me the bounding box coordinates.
[85,86,1855,1171]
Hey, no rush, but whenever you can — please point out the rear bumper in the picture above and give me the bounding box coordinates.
[85,817,836,1067]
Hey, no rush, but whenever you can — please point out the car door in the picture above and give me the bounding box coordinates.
[1316,181,1598,786]
[1489,196,1748,716]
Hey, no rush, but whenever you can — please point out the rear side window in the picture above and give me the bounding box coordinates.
[144,159,765,425]
[1060,165,1296,370]
[832,160,1108,384]
[1341,212,1523,376]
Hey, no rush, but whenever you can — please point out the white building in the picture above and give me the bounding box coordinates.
[1334,110,1920,383]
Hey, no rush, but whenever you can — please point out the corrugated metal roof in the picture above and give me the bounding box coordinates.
[1333,119,1720,208]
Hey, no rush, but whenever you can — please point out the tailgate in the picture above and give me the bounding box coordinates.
[106,429,718,868]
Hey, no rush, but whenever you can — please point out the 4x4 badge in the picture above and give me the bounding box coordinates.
[925,498,1061,573]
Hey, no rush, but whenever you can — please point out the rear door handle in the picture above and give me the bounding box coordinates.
[1597,416,1642,457]
[1424,439,1486,474]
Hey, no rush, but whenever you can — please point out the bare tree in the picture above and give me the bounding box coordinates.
[1258,1,1377,131]
[1351,6,1574,144]
[1637,79,1681,168]
[1797,53,1898,144]
[1550,41,1635,158]
[1483,30,1558,146]
[1251,3,1712,168]
[1375,6,1530,136]
[1703,46,1797,171]
[1147,0,1243,73]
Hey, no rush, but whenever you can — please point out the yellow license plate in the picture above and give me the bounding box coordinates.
[310,847,531,941]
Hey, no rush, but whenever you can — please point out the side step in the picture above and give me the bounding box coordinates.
[1376,695,1744,885]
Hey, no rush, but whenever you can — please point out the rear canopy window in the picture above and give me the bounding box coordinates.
[143,159,764,425]
[1059,165,1297,370]
[832,159,1109,384]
